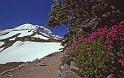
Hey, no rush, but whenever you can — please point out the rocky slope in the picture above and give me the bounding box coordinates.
[0,52,82,78]
[0,52,63,78]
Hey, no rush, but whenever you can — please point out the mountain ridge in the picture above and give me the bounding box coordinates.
[0,23,62,40]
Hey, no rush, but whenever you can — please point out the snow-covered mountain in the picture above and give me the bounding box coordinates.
[0,23,62,40]
[0,24,63,64]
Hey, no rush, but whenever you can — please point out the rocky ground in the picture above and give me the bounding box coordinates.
[0,62,23,74]
[0,52,82,78]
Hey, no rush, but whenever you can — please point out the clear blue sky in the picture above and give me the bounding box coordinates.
[0,0,68,36]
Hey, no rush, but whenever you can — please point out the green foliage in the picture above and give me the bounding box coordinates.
[65,23,124,77]
[72,39,123,78]
[61,29,84,47]
[48,0,122,30]
[47,0,123,47]
[47,1,124,77]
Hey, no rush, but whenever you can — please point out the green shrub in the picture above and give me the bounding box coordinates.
[73,39,118,78]
[65,22,124,77]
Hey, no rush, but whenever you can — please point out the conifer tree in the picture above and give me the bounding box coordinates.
[47,0,123,46]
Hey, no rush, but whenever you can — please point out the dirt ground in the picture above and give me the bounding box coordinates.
[0,62,23,74]
[0,52,64,78]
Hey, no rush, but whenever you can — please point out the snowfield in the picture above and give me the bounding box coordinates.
[0,41,63,64]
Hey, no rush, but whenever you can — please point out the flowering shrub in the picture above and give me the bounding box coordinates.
[73,40,118,78]
[65,21,124,77]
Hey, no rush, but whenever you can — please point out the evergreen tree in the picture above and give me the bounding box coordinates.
[47,0,123,47]
[48,0,123,30]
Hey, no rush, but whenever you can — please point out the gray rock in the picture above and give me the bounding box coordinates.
[107,74,116,78]
[60,63,81,78]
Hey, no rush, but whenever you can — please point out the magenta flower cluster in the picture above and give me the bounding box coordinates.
[67,21,124,49]
[67,21,124,65]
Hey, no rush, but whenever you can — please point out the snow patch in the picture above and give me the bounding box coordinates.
[0,30,34,40]
[33,34,49,40]
[18,30,33,37]
[0,47,4,52]
[0,31,18,40]
[0,41,63,64]
[0,42,4,46]
[9,38,16,41]
[14,23,38,30]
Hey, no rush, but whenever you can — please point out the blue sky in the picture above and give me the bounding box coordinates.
[0,0,68,36]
